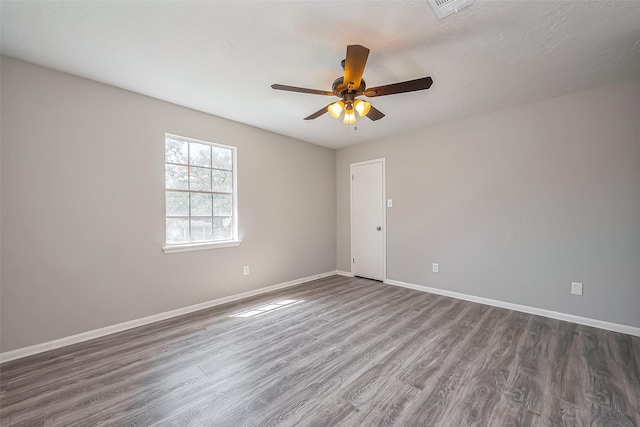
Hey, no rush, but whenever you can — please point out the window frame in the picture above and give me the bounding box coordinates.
[162,133,240,254]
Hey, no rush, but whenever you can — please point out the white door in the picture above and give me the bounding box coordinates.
[351,159,385,281]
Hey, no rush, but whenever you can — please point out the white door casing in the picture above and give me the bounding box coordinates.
[350,158,386,281]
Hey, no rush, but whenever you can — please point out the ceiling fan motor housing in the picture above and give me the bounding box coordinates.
[332,77,366,103]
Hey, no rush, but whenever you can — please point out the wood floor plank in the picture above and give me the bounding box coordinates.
[341,376,421,427]
[108,357,292,426]
[451,367,511,426]
[395,305,504,426]
[581,326,638,427]
[543,320,590,410]
[396,303,491,392]
[281,394,359,427]
[0,275,638,427]
[488,399,541,427]
[501,315,555,416]
[538,393,591,427]
[609,331,640,417]
[448,309,533,426]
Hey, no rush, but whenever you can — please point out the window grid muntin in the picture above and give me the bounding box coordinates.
[165,160,232,172]
[165,134,236,246]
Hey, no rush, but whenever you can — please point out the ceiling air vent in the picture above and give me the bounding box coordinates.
[428,0,473,19]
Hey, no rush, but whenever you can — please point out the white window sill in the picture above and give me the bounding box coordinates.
[163,240,241,254]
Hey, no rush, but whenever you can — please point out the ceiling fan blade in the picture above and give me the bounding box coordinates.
[365,105,385,121]
[364,76,433,97]
[271,84,333,96]
[343,45,370,90]
[304,104,333,120]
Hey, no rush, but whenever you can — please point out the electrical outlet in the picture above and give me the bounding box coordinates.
[432,263,439,273]
[387,199,393,208]
[243,266,250,276]
[571,282,583,295]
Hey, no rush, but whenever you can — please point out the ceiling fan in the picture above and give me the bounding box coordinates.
[271,44,433,124]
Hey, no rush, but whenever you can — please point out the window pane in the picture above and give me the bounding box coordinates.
[191,193,212,217]
[165,138,188,164]
[213,217,233,240]
[212,147,233,170]
[212,170,232,193]
[189,142,211,167]
[165,136,236,246]
[190,167,212,191]
[191,217,213,241]
[166,218,189,244]
[166,192,189,216]
[213,194,232,216]
[166,164,189,190]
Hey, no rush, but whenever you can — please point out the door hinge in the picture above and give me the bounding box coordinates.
[352,258,355,263]
[352,175,354,181]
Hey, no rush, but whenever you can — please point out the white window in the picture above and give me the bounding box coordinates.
[163,134,239,253]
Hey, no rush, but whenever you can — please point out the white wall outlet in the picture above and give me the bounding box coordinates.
[243,266,250,276]
[387,199,393,208]
[432,263,439,273]
[571,282,583,296]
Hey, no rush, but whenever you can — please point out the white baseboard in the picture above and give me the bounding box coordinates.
[0,271,338,364]
[335,270,355,277]
[384,278,640,337]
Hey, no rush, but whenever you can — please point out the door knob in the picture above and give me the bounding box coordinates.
[376,226,382,230]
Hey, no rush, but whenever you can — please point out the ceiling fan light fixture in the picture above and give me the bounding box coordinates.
[271,44,431,125]
[343,107,356,124]
[328,101,344,119]
[354,99,371,117]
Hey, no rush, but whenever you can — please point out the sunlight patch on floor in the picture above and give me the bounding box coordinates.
[230,299,303,318]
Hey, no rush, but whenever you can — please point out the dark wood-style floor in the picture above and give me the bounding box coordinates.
[1,275,639,426]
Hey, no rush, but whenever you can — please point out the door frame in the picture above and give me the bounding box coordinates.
[350,158,387,281]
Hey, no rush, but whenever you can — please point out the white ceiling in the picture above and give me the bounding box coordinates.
[2,1,639,149]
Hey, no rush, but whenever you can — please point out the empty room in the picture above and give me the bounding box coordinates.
[1,1,639,426]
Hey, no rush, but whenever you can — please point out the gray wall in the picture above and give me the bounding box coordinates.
[0,56,336,352]
[337,79,640,328]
